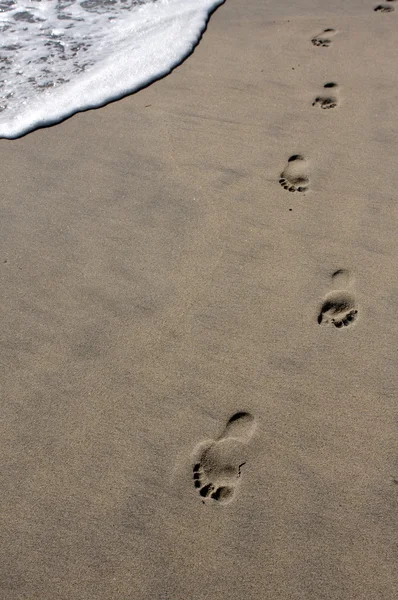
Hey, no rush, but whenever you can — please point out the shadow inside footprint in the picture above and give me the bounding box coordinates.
[313,82,339,109]
[374,4,395,11]
[279,154,309,193]
[192,411,256,505]
[318,292,358,328]
[193,461,236,503]
[311,28,336,47]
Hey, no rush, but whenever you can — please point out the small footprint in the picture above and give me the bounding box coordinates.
[279,155,310,193]
[192,412,256,505]
[312,82,339,110]
[311,28,337,47]
[317,269,358,329]
[374,2,395,12]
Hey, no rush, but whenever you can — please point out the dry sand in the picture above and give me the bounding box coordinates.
[1,0,397,598]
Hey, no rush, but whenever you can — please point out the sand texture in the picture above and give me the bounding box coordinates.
[0,0,397,598]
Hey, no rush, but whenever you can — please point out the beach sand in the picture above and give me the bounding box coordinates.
[1,0,397,598]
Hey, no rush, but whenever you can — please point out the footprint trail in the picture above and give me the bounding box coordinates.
[192,412,256,505]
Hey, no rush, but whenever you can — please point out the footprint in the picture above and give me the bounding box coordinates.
[311,28,337,47]
[279,155,310,193]
[374,2,395,12]
[192,412,256,505]
[312,82,339,110]
[317,269,358,329]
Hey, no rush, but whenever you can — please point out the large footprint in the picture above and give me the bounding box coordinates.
[279,155,310,193]
[317,269,358,329]
[312,82,339,110]
[192,412,256,505]
[311,28,337,47]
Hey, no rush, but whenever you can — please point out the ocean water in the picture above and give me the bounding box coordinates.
[0,0,223,138]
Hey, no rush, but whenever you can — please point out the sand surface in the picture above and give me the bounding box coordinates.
[1,0,397,598]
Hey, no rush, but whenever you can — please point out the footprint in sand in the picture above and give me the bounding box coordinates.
[312,82,339,110]
[317,269,358,329]
[374,1,395,12]
[192,412,256,505]
[311,28,337,47]
[279,155,310,193]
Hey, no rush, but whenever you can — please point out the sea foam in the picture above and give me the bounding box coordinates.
[0,0,223,138]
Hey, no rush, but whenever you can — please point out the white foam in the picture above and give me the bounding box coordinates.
[0,0,223,138]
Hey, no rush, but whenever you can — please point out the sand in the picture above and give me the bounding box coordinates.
[1,0,397,598]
